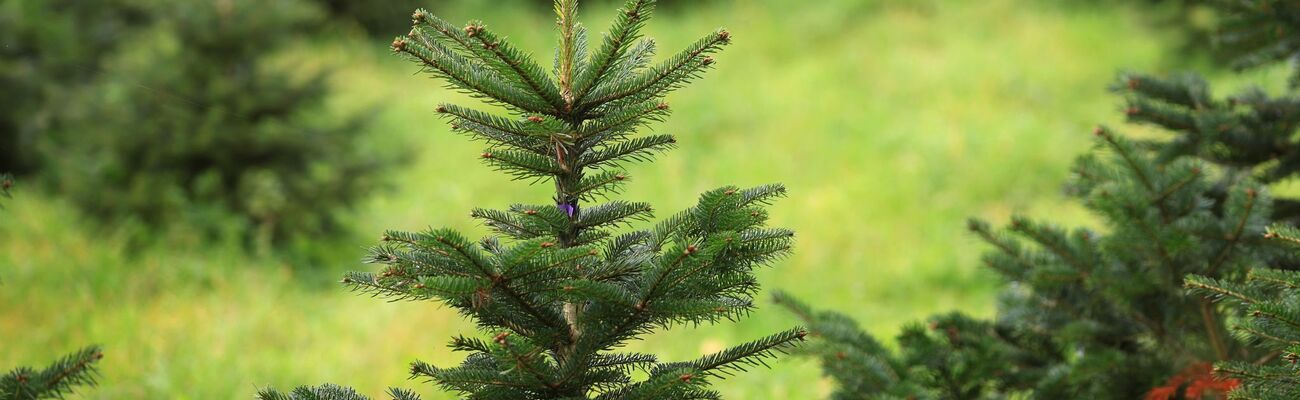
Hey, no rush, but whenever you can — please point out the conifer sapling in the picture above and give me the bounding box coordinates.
[261,1,804,398]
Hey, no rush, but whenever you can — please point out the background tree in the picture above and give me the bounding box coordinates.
[260,0,804,398]
[1213,0,1300,86]
[0,0,149,174]
[781,122,1275,398]
[312,0,426,37]
[777,0,1300,398]
[42,0,398,244]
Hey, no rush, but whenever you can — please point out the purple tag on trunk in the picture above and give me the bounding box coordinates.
[558,201,577,217]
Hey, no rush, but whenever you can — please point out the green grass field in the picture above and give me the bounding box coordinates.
[0,0,1262,398]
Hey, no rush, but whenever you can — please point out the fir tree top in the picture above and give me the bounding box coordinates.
[262,1,803,399]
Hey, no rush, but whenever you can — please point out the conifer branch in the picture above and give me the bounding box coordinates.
[1207,187,1259,276]
[397,37,552,114]
[463,23,565,110]
[573,0,655,103]
[583,30,731,111]
[1201,300,1229,361]
[655,328,807,377]
[2,346,104,400]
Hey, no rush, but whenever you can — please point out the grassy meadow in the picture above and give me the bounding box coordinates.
[1,0,1273,398]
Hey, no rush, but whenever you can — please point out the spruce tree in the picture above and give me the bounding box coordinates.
[260,1,804,398]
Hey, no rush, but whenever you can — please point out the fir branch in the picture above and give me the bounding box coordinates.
[572,0,656,103]
[472,208,551,240]
[576,135,677,169]
[1251,268,1300,290]
[342,271,428,302]
[395,36,552,114]
[1266,224,1300,247]
[1150,166,1201,206]
[1094,127,1157,189]
[576,201,654,229]
[388,388,422,400]
[256,384,373,400]
[582,29,731,111]
[579,101,670,142]
[482,149,566,180]
[571,170,630,201]
[437,104,551,154]
[1186,274,1265,305]
[2,346,103,400]
[410,11,562,112]
[736,184,788,207]
[654,328,807,377]
[1207,186,1260,276]
[462,22,565,109]
[591,40,658,96]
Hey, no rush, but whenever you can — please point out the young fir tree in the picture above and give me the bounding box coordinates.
[260,1,804,399]
[1187,225,1300,400]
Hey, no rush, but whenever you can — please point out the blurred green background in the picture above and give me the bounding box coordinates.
[1,0,1285,398]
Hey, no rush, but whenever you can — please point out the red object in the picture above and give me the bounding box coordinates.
[1145,363,1240,400]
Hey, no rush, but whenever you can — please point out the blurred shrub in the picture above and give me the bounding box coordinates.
[313,0,427,37]
[45,0,398,245]
[1073,0,1219,65]
[0,0,150,174]
[305,0,719,39]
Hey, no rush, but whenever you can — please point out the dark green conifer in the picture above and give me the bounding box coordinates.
[261,1,803,398]
[0,0,148,175]
[781,121,1276,398]
[777,1,1300,398]
[1213,0,1300,86]
[46,0,395,244]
